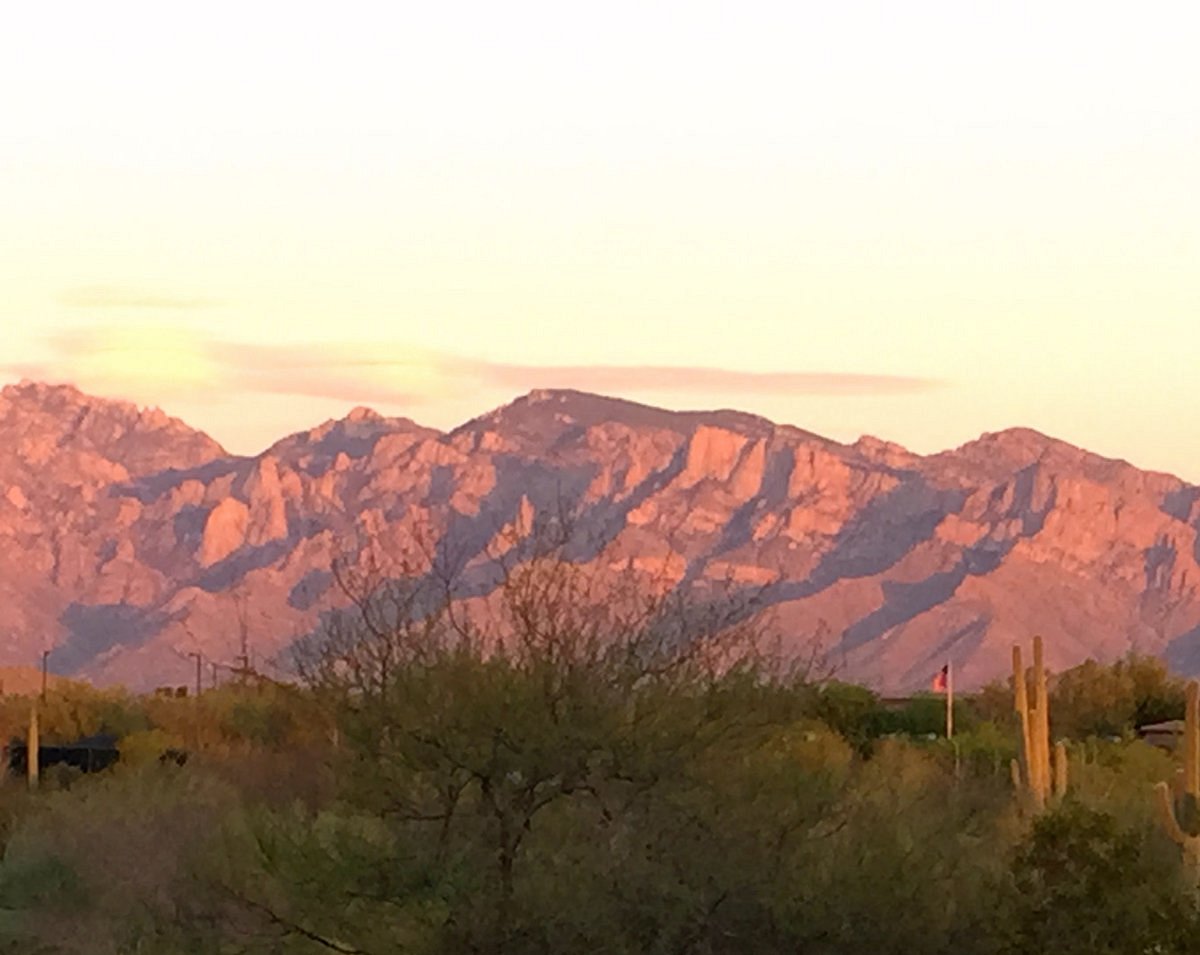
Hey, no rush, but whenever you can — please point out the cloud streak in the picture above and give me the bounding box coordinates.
[58,286,220,310]
[212,341,937,403]
[481,363,934,397]
[6,326,940,411]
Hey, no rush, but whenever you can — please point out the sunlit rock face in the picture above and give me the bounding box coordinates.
[3,382,1200,693]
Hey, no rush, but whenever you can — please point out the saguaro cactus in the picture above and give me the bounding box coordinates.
[1011,635,1067,809]
[1155,680,1200,862]
[27,706,39,791]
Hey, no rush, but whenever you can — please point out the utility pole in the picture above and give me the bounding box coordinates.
[233,588,251,684]
[40,650,49,702]
[189,652,203,698]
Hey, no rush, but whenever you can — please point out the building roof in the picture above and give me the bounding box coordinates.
[1137,720,1186,734]
[9,732,119,751]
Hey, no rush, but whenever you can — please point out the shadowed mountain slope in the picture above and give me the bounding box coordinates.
[2,382,1198,693]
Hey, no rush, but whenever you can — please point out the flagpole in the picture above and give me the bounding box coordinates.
[946,661,954,740]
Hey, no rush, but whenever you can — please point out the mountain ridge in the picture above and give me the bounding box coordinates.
[2,380,1198,693]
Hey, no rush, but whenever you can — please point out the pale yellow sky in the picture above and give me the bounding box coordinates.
[2,2,1198,478]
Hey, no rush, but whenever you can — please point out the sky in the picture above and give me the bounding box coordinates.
[2,2,1197,478]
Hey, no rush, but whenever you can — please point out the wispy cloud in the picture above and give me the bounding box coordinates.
[480,363,934,397]
[6,325,939,409]
[2,325,216,399]
[209,341,456,405]
[58,286,220,310]
[205,342,936,406]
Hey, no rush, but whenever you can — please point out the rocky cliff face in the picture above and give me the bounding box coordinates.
[2,380,1199,692]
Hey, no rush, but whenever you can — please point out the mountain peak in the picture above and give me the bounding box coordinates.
[345,406,383,423]
[977,426,1059,449]
[4,378,93,408]
[456,389,780,449]
[0,379,226,475]
[3,379,1200,694]
[265,404,438,471]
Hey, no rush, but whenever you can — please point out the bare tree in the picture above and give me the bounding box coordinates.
[288,507,814,950]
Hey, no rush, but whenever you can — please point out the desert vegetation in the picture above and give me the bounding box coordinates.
[0,544,1198,954]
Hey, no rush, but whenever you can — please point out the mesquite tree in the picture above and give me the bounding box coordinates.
[292,518,799,951]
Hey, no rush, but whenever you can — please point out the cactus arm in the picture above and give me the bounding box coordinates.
[1011,645,1026,715]
[1010,638,1064,809]
[1053,741,1068,799]
[1187,682,1199,797]
[1013,645,1033,788]
[1157,781,1191,846]
[1155,681,1200,864]
[1033,636,1052,803]
[1028,701,1046,809]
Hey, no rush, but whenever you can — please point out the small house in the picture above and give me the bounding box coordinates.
[7,733,121,777]
[1136,719,1186,751]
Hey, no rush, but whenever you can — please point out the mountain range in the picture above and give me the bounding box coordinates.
[2,379,1198,693]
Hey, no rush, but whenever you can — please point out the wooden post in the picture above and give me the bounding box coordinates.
[27,707,38,791]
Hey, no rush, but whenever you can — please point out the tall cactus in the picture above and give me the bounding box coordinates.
[1155,680,1200,862]
[27,706,39,791]
[1011,635,1067,809]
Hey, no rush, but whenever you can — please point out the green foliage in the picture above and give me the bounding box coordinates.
[971,678,1018,727]
[223,693,298,748]
[1,609,1199,953]
[1052,654,1186,739]
[0,682,148,745]
[117,728,186,766]
[0,670,1195,954]
[0,765,240,954]
[996,801,1198,954]
[971,653,1186,744]
[809,681,890,754]
[1069,738,1175,820]
[209,803,453,955]
[888,691,978,738]
[953,720,1020,778]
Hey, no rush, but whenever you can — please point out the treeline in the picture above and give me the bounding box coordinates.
[814,650,1187,758]
[0,551,1197,954]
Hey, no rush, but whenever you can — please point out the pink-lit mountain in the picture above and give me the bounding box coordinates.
[2,380,1198,692]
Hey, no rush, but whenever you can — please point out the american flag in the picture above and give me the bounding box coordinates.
[931,664,949,692]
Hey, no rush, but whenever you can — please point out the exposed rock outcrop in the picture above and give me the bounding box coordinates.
[200,498,250,567]
[3,382,1200,693]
